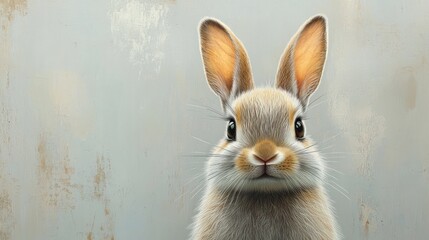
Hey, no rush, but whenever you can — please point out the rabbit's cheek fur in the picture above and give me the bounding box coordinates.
[275,146,299,172]
[234,149,253,172]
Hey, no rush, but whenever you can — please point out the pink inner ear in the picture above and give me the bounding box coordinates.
[293,19,326,98]
[200,19,254,102]
[201,22,237,95]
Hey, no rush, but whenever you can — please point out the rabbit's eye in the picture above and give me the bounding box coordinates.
[294,117,305,140]
[226,119,236,141]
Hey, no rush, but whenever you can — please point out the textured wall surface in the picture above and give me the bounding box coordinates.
[0,0,428,239]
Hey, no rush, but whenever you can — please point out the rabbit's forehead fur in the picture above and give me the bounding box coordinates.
[231,88,302,145]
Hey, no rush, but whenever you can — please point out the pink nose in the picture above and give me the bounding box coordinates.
[253,154,277,163]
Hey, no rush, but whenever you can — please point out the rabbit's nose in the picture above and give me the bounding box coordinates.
[252,139,278,164]
[253,153,278,163]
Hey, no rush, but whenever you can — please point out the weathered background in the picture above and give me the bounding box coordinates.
[0,0,428,239]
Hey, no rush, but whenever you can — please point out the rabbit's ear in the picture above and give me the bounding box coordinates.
[199,18,254,109]
[275,15,327,109]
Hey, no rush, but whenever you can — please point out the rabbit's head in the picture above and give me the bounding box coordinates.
[199,16,328,193]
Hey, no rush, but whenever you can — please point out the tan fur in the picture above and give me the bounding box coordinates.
[232,88,301,146]
[234,101,242,126]
[287,99,297,128]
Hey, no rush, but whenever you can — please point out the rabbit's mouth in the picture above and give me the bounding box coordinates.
[253,172,281,180]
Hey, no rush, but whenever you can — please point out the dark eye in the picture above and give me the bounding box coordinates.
[226,119,236,141]
[294,117,305,140]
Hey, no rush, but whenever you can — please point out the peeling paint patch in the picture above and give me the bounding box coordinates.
[330,92,385,177]
[168,165,185,210]
[338,0,401,53]
[37,135,82,209]
[354,109,386,176]
[0,0,27,29]
[110,0,169,72]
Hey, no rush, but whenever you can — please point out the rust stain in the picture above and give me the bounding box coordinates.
[395,66,419,112]
[104,206,110,216]
[0,189,14,240]
[0,0,27,88]
[37,135,82,209]
[86,232,93,240]
[99,196,115,239]
[0,0,23,141]
[94,155,108,200]
[37,136,52,178]
[0,3,26,236]
[359,198,377,237]
[0,69,16,240]
[90,155,115,240]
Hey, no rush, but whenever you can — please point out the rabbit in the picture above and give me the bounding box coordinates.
[191,15,339,240]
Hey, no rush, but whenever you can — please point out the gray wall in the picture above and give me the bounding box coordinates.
[0,0,428,239]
